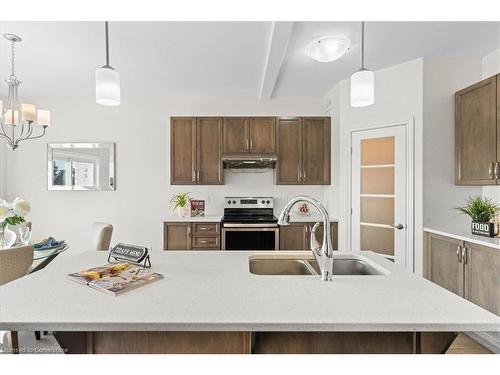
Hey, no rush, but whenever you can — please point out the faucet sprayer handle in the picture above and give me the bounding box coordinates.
[310,222,321,255]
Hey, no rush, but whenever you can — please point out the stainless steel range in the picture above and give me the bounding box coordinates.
[221,197,279,250]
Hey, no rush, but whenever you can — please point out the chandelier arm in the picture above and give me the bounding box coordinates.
[15,126,46,146]
[0,120,9,137]
[17,122,34,141]
[0,129,13,147]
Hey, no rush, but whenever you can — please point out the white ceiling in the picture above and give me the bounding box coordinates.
[0,21,499,99]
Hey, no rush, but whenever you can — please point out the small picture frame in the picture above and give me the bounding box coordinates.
[191,200,205,217]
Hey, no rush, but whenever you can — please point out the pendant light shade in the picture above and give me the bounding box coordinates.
[96,66,120,106]
[351,69,374,107]
[96,22,120,106]
[351,22,374,107]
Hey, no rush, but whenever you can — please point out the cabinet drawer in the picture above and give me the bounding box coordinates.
[192,236,220,249]
[192,223,220,235]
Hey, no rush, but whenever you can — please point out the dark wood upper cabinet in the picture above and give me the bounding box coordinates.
[171,117,223,185]
[223,117,249,154]
[455,76,497,185]
[196,117,223,184]
[249,117,276,153]
[276,117,330,185]
[302,117,331,185]
[276,118,303,184]
[223,117,276,154]
[171,117,196,185]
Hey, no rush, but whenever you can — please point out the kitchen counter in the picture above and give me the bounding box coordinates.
[163,215,222,222]
[424,225,500,250]
[1,250,498,333]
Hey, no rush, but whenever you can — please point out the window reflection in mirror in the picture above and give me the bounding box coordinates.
[47,143,115,191]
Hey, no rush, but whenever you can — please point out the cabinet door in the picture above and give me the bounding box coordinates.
[164,223,191,250]
[276,118,302,184]
[279,224,307,250]
[302,117,331,185]
[465,242,500,315]
[249,117,276,153]
[171,117,196,185]
[196,117,223,184]
[427,234,464,297]
[223,117,249,154]
[455,76,497,185]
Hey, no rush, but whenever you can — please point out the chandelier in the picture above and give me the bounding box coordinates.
[0,33,50,150]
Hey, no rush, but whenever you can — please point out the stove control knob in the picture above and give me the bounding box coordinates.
[266,200,270,204]
[261,200,265,204]
[232,200,236,204]
[227,200,232,204]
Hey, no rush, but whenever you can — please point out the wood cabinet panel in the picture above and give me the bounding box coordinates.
[163,223,191,250]
[191,236,220,249]
[249,117,276,153]
[465,242,500,315]
[192,223,220,235]
[427,233,464,297]
[171,117,196,185]
[196,117,223,184]
[223,117,249,154]
[276,118,302,184]
[302,117,331,185]
[455,76,497,185]
[279,224,306,250]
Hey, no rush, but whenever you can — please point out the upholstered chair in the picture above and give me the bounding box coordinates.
[92,222,113,251]
[0,245,34,354]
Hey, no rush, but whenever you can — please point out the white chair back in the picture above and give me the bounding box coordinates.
[92,222,113,251]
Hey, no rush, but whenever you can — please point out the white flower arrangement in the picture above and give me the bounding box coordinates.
[0,197,31,228]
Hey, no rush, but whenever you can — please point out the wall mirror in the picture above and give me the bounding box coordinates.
[47,142,115,191]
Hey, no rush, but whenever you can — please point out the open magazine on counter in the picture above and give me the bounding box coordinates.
[67,263,164,296]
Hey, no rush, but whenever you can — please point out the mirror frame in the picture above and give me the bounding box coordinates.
[47,142,115,191]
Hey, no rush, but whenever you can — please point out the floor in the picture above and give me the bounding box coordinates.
[0,331,493,354]
[446,333,493,354]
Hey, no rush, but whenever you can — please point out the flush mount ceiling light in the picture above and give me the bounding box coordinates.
[0,34,51,150]
[95,21,120,106]
[307,36,351,62]
[351,21,374,107]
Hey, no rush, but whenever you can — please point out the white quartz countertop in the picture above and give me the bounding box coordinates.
[1,250,499,332]
[162,214,338,223]
[424,225,500,250]
[163,215,222,222]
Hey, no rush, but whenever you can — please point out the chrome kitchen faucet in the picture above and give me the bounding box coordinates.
[278,196,334,281]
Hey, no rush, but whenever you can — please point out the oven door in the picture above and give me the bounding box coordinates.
[222,225,279,250]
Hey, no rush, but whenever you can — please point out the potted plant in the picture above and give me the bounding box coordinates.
[456,196,498,237]
[0,197,31,249]
[170,192,191,218]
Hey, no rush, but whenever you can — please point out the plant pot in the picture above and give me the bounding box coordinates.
[176,206,190,218]
[471,221,495,238]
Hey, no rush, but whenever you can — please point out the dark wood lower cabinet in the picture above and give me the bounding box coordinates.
[53,331,456,354]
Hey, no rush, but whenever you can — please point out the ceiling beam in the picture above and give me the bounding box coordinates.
[259,21,294,100]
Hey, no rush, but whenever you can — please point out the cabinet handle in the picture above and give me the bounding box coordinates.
[495,162,500,180]
[303,170,307,181]
[196,171,200,182]
[297,165,301,182]
[250,139,253,150]
[456,245,462,263]
[200,227,208,230]
[305,225,308,233]
[246,139,250,150]
[199,240,208,243]
[462,247,468,265]
[192,170,196,182]
[489,162,495,180]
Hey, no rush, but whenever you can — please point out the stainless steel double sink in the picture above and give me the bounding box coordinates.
[249,256,387,276]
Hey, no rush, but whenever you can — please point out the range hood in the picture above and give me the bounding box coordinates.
[222,153,277,169]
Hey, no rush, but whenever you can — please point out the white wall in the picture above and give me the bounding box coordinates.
[422,58,483,230]
[4,95,328,253]
[325,58,424,273]
[482,48,500,202]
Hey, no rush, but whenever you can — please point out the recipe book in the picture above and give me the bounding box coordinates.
[67,263,164,296]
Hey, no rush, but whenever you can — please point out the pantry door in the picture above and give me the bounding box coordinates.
[351,124,409,267]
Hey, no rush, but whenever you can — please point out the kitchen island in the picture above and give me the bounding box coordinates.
[1,250,499,354]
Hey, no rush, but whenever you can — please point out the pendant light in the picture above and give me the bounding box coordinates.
[95,21,120,106]
[350,21,374,107]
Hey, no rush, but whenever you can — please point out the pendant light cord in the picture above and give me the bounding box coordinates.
[105,21,110,67]
[361,21,365,70]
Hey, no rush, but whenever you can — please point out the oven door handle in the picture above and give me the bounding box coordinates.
[222,223,278,228]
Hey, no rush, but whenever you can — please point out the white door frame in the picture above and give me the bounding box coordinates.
[348,118,415,272]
